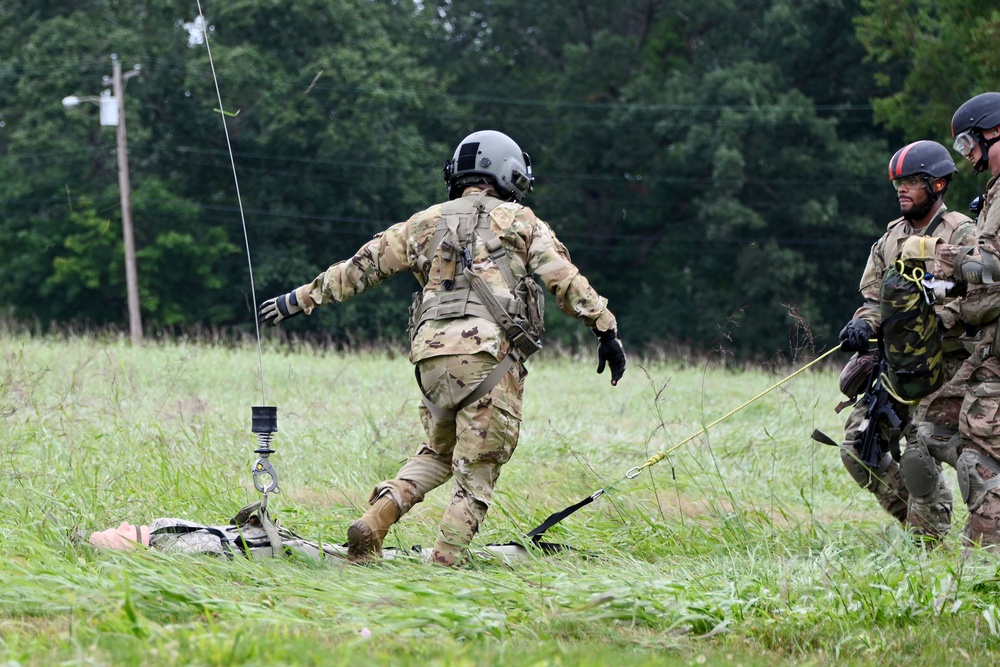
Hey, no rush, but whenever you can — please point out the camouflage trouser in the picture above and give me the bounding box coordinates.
[370,352,524,566]
[919,336,1000,549]
[840,352,964,542]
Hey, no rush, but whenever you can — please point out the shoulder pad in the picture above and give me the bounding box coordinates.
[942,210,974,225]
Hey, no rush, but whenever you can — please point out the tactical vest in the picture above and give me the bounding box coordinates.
[407,193,545,419]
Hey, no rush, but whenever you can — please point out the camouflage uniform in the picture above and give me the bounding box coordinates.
[925,175,1000,547]
[294,186,616,564]
[841,206,974,540]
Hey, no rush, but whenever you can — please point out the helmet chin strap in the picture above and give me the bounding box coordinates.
[974,133,1000,173]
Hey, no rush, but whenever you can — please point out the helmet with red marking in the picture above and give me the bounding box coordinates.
[888,140,957,182]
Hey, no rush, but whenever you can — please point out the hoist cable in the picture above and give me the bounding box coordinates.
[196,0,267,406]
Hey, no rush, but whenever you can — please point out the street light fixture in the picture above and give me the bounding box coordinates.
[62,54,144,345]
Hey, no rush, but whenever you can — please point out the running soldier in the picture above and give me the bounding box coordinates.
[259,130,626,565]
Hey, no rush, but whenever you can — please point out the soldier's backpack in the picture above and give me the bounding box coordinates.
[879,258,943,402]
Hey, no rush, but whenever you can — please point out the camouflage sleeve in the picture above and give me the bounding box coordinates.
[932,221,980,332]
[931,238,1000,281]
[852,239,885,328]
[952,219,978,247]
[522,210,617,332]
[294,222,411,312]
[936,298,961,331]
[929,242,959,279]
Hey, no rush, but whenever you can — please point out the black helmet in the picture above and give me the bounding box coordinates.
[951,92,1000,137]
[443,130,534,202]
[951,92,1000,172]
[887,140,957,182]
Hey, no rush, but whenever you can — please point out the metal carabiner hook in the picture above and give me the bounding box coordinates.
[253,456,280,495]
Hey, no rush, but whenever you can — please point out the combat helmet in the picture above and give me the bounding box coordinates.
[951,92,1000,173]
[443,130,534,202]
[887,140,956,198]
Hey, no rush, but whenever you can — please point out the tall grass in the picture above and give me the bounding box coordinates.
[1,334,998,666]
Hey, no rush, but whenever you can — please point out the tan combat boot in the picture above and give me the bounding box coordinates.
[346,493,399,564]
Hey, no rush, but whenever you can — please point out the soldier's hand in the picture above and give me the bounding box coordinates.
[838,318,873,353]
[258,290,303,327]
[596,328,626,385]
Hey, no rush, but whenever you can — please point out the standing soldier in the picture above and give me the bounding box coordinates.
[902,93,1000,548]
[837,140,975,544]
[258,130,626,566]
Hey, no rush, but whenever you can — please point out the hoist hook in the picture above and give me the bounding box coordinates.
[251,406,280,497]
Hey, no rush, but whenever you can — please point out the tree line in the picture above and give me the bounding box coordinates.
[1,0,990,359]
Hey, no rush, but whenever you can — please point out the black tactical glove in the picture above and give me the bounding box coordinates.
[596,328,626,385]
[838,318,873,353]
[258,290,304,327]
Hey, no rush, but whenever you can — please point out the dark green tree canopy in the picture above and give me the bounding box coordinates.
[0,0,931,359]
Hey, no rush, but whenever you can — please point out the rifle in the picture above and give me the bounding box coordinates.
[812,349,905,471]
[856,353,905,468]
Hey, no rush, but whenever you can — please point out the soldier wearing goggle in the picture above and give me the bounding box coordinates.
[836,141,974,545]
[895,92,1000,550]
[952,92,1000,175]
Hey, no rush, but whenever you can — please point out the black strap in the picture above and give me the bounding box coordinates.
[492,540,592,556]
[922,208,947,238]
[524,491,602,542]
[810,429,839,447]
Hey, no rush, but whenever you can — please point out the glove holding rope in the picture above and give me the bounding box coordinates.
[258,289,304,327]
[839,318,873,353]
[596,328,626,385]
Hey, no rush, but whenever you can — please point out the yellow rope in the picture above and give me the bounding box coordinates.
[621,345,843,481]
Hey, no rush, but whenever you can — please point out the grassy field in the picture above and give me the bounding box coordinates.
[2,333,999,666]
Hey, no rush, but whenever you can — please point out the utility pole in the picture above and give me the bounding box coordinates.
[111,55,143,345]
[63,54,143,344]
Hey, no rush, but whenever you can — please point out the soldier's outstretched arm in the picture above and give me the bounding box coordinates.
[258,223,411,326]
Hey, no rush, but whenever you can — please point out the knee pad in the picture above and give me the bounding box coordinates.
[900,447,939,499]
[957,450,988,512]
[958,449,1000,511]
[915,422,960,468]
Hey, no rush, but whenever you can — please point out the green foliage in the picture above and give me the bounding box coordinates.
[422,0,889,356]
[0,0,941,357]
[0,0,454,339]
[855,0,998,207]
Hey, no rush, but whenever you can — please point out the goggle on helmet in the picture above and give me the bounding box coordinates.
[951,92,1000,173]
